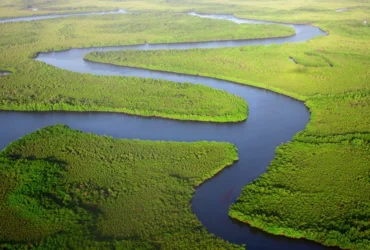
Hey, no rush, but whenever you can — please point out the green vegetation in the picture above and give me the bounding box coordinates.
[0,125,242,249]
[305,94,370,136]
[229,137,370,249]
[1,14,296,122]
[1,0,370,249]
[84,29,370,100]
[0,0,366,19]
[80,1,370,249]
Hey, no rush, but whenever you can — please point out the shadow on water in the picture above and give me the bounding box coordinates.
[0,10,336,249]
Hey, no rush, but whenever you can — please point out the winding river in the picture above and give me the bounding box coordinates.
[0,10,333,250]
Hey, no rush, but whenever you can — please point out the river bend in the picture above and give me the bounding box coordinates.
[0,10,330,250]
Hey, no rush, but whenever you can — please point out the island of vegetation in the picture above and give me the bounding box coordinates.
[0,13,296,123]
[0,125,242,249]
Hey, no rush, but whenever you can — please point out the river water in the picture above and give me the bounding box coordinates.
[0,10,332,249]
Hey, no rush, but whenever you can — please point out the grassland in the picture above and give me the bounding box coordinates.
[82,1,370,249]
[0,125,242,249]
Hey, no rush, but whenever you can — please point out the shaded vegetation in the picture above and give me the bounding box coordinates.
[0,125,242,249]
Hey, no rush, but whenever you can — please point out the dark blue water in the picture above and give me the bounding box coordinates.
[0,11,333,249]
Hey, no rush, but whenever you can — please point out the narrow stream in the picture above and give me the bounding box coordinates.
[0,71,11,76]
[0,10,332,249]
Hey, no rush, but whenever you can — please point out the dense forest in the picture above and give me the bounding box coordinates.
[0,125,242,249]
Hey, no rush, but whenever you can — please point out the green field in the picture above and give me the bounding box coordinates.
[0,125,241,249]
